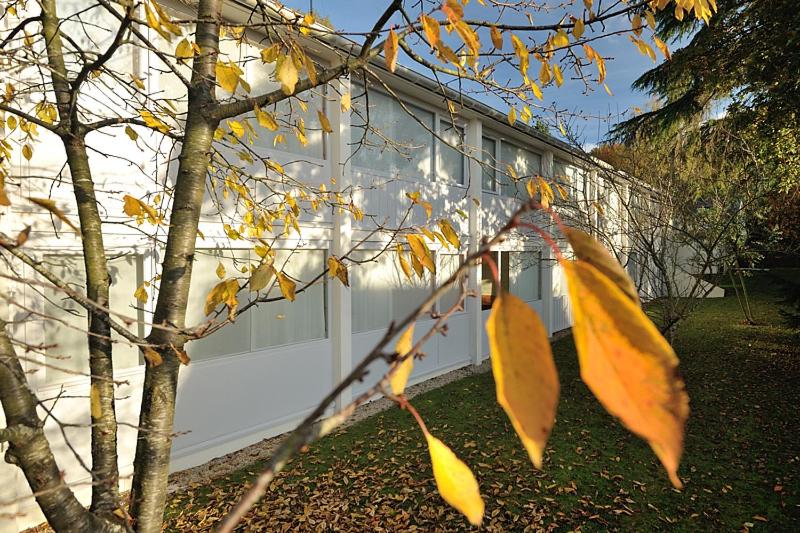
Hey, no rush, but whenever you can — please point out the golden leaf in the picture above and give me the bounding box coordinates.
[318,110,333,133]
[389,323,415,395]
[275,55,298,95]
[327,256,349,287]
[28,197,80,234]
[142,347,163,367]
[490,25,503,50]
[563,227,639,305]
[133,284,148,303]
[216,61,241,94]
[277,272,296,301]
[426,433,484,526]
[340,91,351,112]
[442,0,464,23]
[384,27,399,72]
[553,64,564,87]
[406,234,435,274]
[215,261,226,279]
[396,244,413,280]
[22,144,32,161]
[553,28,570,48]
[573,18,585,39]
[438,219,460,249]
[421,15,441,49]
[249,262,275,292]
[175,38,193,62]
[563,259,689,488]
[486,292,559,467]
[254,106,279,131]
[507,106,517,126]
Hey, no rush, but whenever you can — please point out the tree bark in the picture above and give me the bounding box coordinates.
[40,0,120,513]
[129,1,221,531]
[0,321,123,532]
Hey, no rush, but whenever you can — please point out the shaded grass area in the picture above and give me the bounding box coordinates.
[164,272,800,531]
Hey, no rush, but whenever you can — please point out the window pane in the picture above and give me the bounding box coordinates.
[507,251,542,301]
[246,44,325,159]
[481,137,497,191]
[351,83,434,180]
[499,141,541,197]
[42,254,142,383]
[185,249,252,361]
[351,250,431,333]
[438,121,464,184]
[251,249,327,348]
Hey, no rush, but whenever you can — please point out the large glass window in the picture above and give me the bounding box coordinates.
[185,248,327,361]
[350,83,434,180]
[246,44,325,159]
[438,120,465,185]
[499,141,541,197]
[481,250,543,309]
[251,249,327,348]
[481,136,497,191]
[351,250,432,333]
[42,254,143,383]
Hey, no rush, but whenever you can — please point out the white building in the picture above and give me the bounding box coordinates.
[0,2,671,530]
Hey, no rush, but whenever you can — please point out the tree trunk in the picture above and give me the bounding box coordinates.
[129,2,221,530]
[0,322,123,532]
[40,0,120,513]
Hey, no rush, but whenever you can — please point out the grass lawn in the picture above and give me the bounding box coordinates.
[164,271,800,531]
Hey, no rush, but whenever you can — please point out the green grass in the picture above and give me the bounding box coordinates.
[164,271,800,531]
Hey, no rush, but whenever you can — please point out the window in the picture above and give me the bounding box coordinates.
[499,141,541,197]
[251,249,327,348]
[246,43,326,159]
[351,250,432,333]
[350,83,434,180]
[481,136,497,191]
[481,251,543,309]
[438,120,465,185]
[185,248,327,361]
[41,254,143,383]
[438,253,464,313]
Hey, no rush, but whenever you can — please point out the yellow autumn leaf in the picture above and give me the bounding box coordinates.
[553,28,570,48]
[389,323,415,395]
[277,272,296,301]
[426,433,484,526]
[142,347,163,367]
[438,219,461,250]
[216,61,241,93]
[487,291,559,467]
[28,196,80,234]
[340,91,351,112]
[406,234,435,274]
[318,110,333,133]
[249,261,275,292]
[384,27,399,72]
[21,144,32,161]
[275,55,298,95]
[573,17,585,39]
[538,176,554,208]
[507,106,517,126]
[175,38,193,62]
[396,244,413,280]
[133,284,148,303]
[553,64,564,87]
[563,227,639,305]
[421,15,441,49]
[327,255,349,287]
[254,106,279,131]
[563,259,689,488]
[215,261,226,279]
[490,25,503,50]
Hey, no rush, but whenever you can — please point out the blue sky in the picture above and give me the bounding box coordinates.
[286,1,665,146]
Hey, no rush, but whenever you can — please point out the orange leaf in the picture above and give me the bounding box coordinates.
[563,259,689,488]
[389,323,415,395]
[486,292,559,467]
[385,27,399,72]
[563,227,640,305]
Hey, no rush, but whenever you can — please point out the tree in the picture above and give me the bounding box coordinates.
[0,1,708,530]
